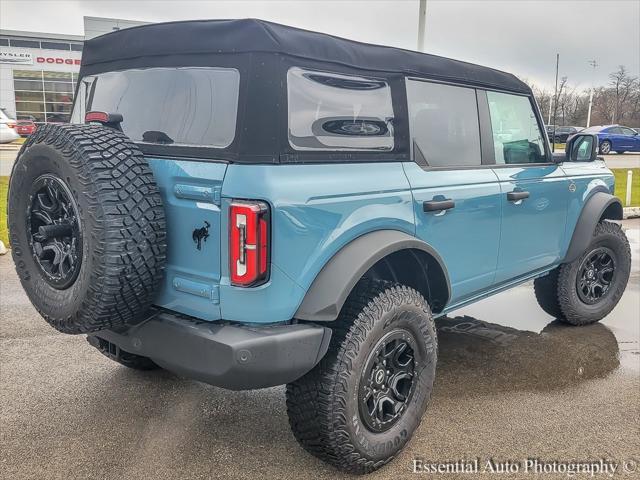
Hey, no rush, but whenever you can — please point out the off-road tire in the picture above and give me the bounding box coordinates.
[286,279,437,474]
[533,268,563,318]
[8,124,167,334]
[555,221,630,325]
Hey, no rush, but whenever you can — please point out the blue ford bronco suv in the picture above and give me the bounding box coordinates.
[7,19,631,474]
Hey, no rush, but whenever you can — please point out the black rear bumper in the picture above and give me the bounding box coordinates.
[88,312,332,390]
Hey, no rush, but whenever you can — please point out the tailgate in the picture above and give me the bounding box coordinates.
[148,158,227,321]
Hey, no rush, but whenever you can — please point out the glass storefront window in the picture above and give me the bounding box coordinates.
[43,82,73,93]
[46,102,72,113]
[14,70,43,80]
[44,92,73,103]
[16,102,45,112]
[14,80,44,91]
[16,112,45,122]
[16,91,45,102]
[46,113,71,123]
[42,71,72,82]
[14,69,76,123]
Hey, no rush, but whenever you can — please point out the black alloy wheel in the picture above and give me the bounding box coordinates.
[27,174,82,289]
[359,330,417,432]
[576,247,616,305]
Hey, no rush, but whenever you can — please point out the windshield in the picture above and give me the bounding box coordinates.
[72,67,240,148]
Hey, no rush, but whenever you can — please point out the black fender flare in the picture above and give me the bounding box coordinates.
[563,192,623,263]
[294,230,451,321]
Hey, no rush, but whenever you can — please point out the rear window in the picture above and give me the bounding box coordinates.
[72,67,240,148]
[287,67,394,151]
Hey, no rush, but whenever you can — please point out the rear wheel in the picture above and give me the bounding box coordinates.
[286,279,437,474]
[599,140,612,154]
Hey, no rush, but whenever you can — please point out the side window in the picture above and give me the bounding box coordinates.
[608,127,623,135]
[621,127,636,136]
[487,91,546,164]
[287,67,394,151]
[406,79,481,167]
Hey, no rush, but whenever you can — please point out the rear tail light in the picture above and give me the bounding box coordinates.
[7,122,16,129]
[229,200,270,287]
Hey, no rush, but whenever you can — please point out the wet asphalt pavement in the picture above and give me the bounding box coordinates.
[1,220,638,479]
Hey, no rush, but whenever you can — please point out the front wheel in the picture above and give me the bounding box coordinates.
[555,221,631,325]
[286,280,437,474]
[599,140,612,154]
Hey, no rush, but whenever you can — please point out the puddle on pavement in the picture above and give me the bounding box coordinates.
[434,315,622,397]
[443,221,640,397]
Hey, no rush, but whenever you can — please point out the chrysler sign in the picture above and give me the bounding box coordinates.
[0,49,34,65]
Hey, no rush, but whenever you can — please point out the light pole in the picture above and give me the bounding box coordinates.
[586,59,598,127]
[552,53,559,152]
[417,0,427,52]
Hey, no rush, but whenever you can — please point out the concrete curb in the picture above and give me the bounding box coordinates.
[623,207,640,219]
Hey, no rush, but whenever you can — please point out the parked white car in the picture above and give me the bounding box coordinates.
[1,108,20,144]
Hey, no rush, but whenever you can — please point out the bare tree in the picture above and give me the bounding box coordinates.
[530,65,640,129]
[609,65,638,123]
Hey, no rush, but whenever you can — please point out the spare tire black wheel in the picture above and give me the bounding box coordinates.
[8,124,167,334]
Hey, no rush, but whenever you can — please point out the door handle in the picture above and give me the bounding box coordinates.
[423,199,455,212]
[507,191,530,202]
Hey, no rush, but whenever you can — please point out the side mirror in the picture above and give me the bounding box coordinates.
[565,133,598,162]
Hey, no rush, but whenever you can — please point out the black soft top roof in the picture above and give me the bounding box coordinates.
[81,18,530,94]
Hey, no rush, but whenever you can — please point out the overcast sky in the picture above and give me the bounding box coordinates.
[1,0,638,90]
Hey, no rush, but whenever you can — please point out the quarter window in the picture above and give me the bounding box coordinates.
[287,67,394,151]
[406,79,481,167]
[487,91,546,164]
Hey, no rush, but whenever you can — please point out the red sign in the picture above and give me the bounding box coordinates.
[36,57,81,65]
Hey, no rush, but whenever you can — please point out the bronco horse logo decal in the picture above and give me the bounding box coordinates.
[192,221,210,250]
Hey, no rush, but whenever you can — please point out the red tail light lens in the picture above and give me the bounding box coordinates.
[85,111,110,123]
[229,200,270,287]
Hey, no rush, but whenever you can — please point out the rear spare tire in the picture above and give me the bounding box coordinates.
[8,124,166,334]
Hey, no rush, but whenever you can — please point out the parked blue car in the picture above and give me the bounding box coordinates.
[582,124,640,154]
[7,20,631,474]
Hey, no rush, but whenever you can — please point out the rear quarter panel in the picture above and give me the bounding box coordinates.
[220,162,415,323]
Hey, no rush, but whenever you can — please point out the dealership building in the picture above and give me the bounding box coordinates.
[0,17,144,123]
